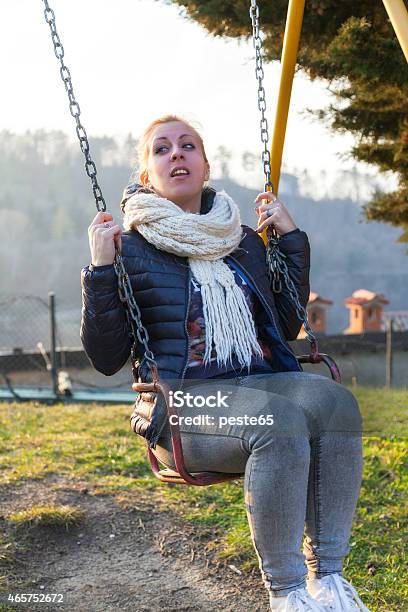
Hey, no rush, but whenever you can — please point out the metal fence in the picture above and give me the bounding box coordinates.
[1,293,406,402]
[0,293,134,401]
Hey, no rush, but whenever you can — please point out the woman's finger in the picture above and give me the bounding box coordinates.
[255,191,276,201]
[103,224,121,237]
[91,224,121,240]
[254,191,278,205]
[255,197,282,216]
[256,210,279,233]
[89,219,117,234]
[89,212,113,230]
[257,204,280,219]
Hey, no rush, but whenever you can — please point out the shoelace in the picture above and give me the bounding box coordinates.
[284,588,326,611]
[329,574,371,611]
[310,574,371,612]
[308,578,342,610]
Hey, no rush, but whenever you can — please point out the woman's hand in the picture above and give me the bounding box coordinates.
[254,191,297,236]
[88,212,122,267]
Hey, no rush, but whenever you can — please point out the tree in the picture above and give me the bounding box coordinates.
[170,1,408,245]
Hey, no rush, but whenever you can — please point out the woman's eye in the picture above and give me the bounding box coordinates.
[154,143,194,154]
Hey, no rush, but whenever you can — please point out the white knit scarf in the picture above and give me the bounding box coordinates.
[123,189,264,370]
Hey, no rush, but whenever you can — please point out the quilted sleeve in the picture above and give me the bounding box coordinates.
[271,229,311,341]
[80,263,133,375]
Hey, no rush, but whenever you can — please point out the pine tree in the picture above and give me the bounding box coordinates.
[171,0,408,245]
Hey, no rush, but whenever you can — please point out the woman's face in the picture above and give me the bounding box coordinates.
[143,121,210,209]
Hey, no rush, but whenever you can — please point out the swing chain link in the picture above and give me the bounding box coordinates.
[266,239,317,344]
[42,0,158,380]
[249,0,317,347]
[265,232,283,293]
[113,252,158,377]
[42,0,106,213]
[249,0,273,193]
[249,0,282,293]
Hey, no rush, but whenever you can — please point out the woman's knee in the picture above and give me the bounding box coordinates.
[305,378,363,435]
[329,382,363,434]
[267,373,363,435]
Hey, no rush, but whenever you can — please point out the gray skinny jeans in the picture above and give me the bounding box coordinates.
[152,371,364,599]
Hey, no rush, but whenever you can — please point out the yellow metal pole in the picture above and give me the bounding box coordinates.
[261,0,306,244]
[382,0,408,62]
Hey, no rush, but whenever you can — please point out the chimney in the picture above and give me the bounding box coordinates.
[343,289,389,334]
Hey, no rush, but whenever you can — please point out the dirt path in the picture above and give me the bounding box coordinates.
[0,476,269,611]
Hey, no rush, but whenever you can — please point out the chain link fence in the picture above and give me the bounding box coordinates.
[0,293,133,399]
[1,293,407,400]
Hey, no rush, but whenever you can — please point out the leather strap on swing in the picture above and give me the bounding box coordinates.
[297,340,341,383]
[132,366,241,485]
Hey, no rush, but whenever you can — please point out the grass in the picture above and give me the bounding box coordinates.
[0,385,406,611]
[7,505,84,529]
[1,502,83,598]
[351,386,408,437]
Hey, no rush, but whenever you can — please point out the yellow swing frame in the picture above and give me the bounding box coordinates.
[261,0,408,245]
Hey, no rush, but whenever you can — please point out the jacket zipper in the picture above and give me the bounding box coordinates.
[226,255,301,369]
[179,266,192,389]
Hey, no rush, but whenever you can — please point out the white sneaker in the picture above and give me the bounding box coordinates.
[269,587,327,611]
[306,573,371,611]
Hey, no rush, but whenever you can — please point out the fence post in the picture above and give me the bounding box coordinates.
[385,317,394,388]
[49,292,58,396]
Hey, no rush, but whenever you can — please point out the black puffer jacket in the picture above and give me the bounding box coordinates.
[80,189,310,384]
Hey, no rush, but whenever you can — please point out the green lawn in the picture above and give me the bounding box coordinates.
[0,385,406,611]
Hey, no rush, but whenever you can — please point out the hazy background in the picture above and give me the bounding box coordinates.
[0,0,398,193]
[0,0,406,347]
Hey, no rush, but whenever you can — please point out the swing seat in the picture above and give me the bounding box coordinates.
[147,447,243,486]
[133,377,244,486]
[135,347,341,487]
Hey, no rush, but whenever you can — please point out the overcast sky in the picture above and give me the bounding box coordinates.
[0,0,395,195]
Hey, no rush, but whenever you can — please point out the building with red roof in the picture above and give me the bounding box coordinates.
[343,289,389,334]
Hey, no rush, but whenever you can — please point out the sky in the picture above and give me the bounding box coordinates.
[0,0,397,197]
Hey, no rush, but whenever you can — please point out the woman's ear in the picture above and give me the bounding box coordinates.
[204,163,210,182]
[140,170,149,186]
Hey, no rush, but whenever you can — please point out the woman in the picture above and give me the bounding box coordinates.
[80,115,369,612]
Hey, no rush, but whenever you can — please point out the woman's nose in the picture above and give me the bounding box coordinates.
[171,149,184,160]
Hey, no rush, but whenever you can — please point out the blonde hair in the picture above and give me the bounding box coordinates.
[137,114,209,186]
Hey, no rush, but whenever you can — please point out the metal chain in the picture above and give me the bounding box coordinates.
[249,0,282,288]
[249,0,273,194]
[113,255,157,373]
[265,233,283,292]
[42,0,158,379]
[43,0,106,213]
[249,0,316,346]
[266,244,317,344]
